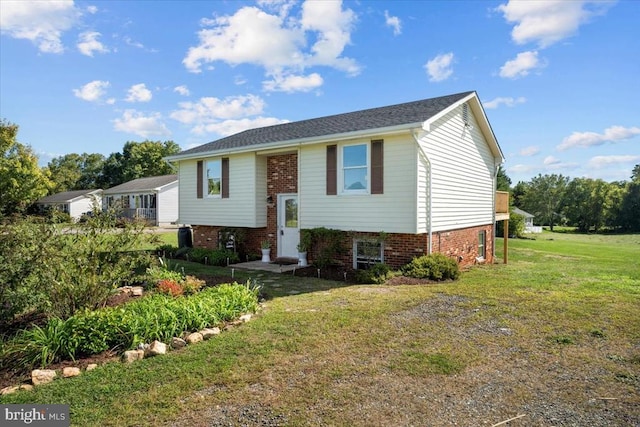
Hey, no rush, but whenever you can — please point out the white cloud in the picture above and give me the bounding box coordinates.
[508,164,537,174]
[174,85,190,96]
[425,52,454,82]
[558,125,640,151]
[496,0,613,48]
[519,146,540,156]
[182,1,359,83]
[193,117,290,137]
[587,155,640,169]
[0,0,80,53]
[77,31,109,56]
[125,84,153,103]
[499,50,543,79]
[86,5,98,14]
[263,72,323,93]
[113,110,170,138]
[484,96,526,109]
[73,80,111,102]
[543,155,561,166]
[170,94,289,136]
[384,10,401,36]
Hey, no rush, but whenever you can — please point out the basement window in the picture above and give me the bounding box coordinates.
[353,239,384,270]
[477,231,486,260]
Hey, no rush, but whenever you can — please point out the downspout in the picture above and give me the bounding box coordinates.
[412,130,432,255]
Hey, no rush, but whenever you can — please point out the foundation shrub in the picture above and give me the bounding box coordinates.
[156,279,184,297]
[354,263,392,284]
[402,253,460,281]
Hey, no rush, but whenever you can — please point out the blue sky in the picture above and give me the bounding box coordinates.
[1,0,638,184]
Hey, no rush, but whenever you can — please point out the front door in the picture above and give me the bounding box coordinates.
[278,194,299,258]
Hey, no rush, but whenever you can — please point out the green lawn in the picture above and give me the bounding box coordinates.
[2,231,639,426]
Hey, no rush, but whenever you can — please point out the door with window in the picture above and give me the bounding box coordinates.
[278,194,299,258]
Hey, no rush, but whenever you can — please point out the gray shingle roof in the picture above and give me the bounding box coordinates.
[37,189,102,204]
[513,207,534,218]
[176,91,474,157]
[103,174,178,194]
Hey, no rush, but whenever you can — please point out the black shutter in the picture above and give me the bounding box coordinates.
[371,139,383,194]
[196,160,203,199]
[326,145,337,195]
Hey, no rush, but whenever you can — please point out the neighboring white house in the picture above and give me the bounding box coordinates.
[165,91,506,268]
[35,189,102,221]
[513,207,542,233]
[102,175,178,226]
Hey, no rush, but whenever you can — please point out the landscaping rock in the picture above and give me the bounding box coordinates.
[171,337,187,349]
[145,340,167,357]
[62,367,81,378]
[122,349,145,363]
[186,332,203,344]
[239,314,253,323]
[1,384,33,395]
[131,286,144,296]
[31,369,57,385]
[201,327,221,339]
[86,364,98,371]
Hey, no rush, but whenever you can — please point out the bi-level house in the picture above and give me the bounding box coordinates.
[166,91,507,269]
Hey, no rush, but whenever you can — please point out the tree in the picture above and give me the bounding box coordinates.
[0,119,52,217]
[496,165,511,192]
[563,178,612,232]
[98,140,180,188]
[46,152,105,192]
[631,164,640,183]
[521,174,569,231]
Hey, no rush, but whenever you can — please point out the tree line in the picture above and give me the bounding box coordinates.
[499,166,640,233]
[0,119,180,218]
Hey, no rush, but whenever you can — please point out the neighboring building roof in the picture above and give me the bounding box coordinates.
[103,174,178,194]
[512,207,534,218]
[166,91,503,162]
[37,189,102,204]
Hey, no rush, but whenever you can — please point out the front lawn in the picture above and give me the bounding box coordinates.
[2,231,639,426]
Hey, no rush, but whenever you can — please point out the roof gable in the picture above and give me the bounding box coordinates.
[168,92,478,159]
[103,175,178,194]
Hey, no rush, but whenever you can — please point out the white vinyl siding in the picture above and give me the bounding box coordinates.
[157,182,179,226]
[178,153,267,227]
[420,104,496,232]
[299,134,417,233]
[68,197,98,220]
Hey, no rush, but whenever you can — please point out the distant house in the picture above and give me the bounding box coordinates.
[513,207,541,233]
[166,91,507,268]
[35,189,102,221]
[102,175,178,226]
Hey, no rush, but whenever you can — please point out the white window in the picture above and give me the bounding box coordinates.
[206,159,221,197]
[353,239,384,270]
[341,143,368,194]
[478,231,486,260]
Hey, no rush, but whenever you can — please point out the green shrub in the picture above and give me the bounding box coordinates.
[354,263,392,284]
[188,248,239,266]
[402,253,460,281]
[1,281,260,371]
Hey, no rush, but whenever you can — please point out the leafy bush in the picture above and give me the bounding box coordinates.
[354,263,392,284]
[0,212,157,326]
[1,281,260,371]
[187,247,239,266]
[402,253,460,281]
[307,227,347,268]
[156,279,184,297]
[182,275,206,295]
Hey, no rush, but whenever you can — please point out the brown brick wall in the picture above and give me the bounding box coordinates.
[313,224,494,269]
[265,153,298,256]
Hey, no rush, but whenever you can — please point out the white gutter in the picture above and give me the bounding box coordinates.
[412,129,432,255]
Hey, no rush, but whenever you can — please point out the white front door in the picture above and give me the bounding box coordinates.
[278,194,299,258]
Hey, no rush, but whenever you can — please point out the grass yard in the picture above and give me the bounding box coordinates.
[1,231,638,426]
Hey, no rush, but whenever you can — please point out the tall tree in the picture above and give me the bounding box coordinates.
[617,165,640,231]
[46,152,106,192]
[0,119,52,217]
[563,178,612,232]
[98,140,180,188]
[496,165,511,192]
[521,173,569,231]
